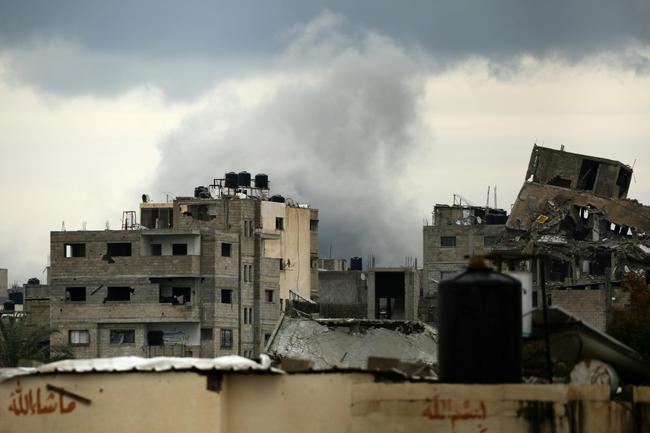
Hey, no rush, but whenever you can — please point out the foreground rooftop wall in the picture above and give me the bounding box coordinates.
[2,369,649,433]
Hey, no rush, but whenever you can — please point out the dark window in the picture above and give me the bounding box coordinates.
[244,308,248,324]
[220,328,233,349]
[110,330,135,344]
[159,287,191,304]
[106,287,132,301]
[440,236,456,248]
[221,289,232,304]
[201,328,213,341]
[65,287,86,302]
[69,330,90,346]
[147,330,163,346]
[275,217,284,230]
[172,243,187,256]
[107,242,132,256]
[310,219,319,231]
[151,244,162,256]
[64,243,86,258]
[221,243,231,257]
[483,236,498,247]
[265,290,274,303]
[577,159,599,191]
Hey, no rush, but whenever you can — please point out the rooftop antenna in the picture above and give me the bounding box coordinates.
[105,221,110,230]
[494,185,497,209]
[486,186,490,208]
[329,240,332,259]
[560,144,565,151]
[82,221,87,231]
[61,221,66,231]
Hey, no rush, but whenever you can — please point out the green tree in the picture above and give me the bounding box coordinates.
[607,272,650,357]
[0,316,71,367]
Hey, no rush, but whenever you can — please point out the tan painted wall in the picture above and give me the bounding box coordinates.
[2,371,648,433]
[261,202,312,300]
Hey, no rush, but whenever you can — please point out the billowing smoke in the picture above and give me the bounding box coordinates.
[152,13,432,265]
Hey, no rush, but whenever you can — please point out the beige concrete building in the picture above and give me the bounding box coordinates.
[421,204,507,322]
[44,176,318,359]
[0,268,7,294]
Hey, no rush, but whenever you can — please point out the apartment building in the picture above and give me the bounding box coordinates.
[47,172,318,359]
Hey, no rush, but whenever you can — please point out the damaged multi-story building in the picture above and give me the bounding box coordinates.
[421,200,508,322]
[43,172,318,359]
[491,145,650,331]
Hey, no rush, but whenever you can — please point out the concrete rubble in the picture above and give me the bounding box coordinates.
[265,315,437,372]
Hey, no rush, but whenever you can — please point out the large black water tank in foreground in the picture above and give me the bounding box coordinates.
[225,172,238,188]
[350,257,362,271]
[255,173,269,189]
[438,258,522,383]
[238,171,251,187]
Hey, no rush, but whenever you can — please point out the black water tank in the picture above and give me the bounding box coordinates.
[238,171,251,187]
[350,257,363,271]
[255,173,269,189]
[438,258,522,383]
[3,300,15,311]
[194,186,210,199]
[27,277,40,285]
[270,195,285,203]
[8,292,23,304]
[225,172,238,189]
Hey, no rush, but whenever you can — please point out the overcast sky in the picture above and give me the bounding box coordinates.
[1,1,650,285]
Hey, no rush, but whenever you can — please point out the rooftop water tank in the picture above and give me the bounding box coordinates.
[225,172,238,189]
[270,195,285,203]
[255,173,269,189]
[238,171,251,187]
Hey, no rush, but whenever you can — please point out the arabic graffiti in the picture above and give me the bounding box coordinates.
[422,395,488,432]
[7,381,76,416]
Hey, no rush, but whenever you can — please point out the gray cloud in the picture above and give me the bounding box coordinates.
[152,13,430,265]
[2,1,650,98]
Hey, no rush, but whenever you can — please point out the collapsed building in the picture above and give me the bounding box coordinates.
[28,172,319,359]
[491,145,650,331]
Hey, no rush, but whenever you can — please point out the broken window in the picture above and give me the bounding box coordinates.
[310,219,319,231]
[106,287,132,302]
[577,159,600,191]
[244,307,248,324]
[265,290,274,303]
[172,243,187,256]
[440,236,456,248]
[275,217,284,231]
[65,287,86,302]
[221,289,232,304]
[69,330,90,346]
[547,176,572,188]
[201,328,213,341]
[107,242,132,257]
[617,167,632,198]
[220,328,233,349]
[64,243,86,258]
[221,243,231,257]
[159,287,191,304]
[151,244,162,256]
[110,330,135,344]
